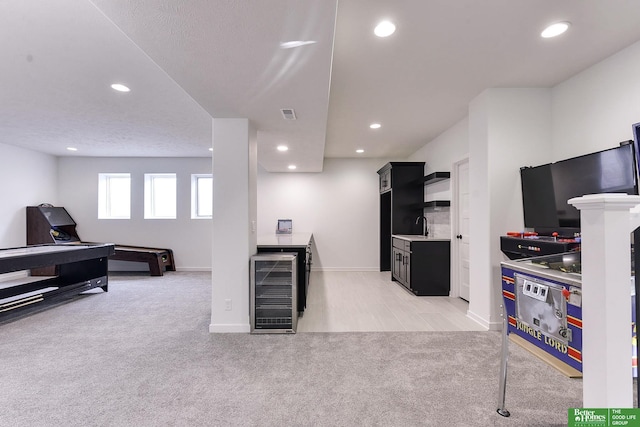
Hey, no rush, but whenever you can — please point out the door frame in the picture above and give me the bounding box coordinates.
[451,156,470,300]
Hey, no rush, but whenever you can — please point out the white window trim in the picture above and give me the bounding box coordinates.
[191,174,213,219]
[98,173,131,219]
[144,173,177,219]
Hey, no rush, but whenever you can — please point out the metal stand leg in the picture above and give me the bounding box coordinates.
[634,228,640,408]
[497,301,511,417]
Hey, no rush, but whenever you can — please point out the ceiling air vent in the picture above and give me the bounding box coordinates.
[281,108,297,120]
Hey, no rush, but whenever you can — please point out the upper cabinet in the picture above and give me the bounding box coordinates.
[377,162,425,194]
[379,167,391,193]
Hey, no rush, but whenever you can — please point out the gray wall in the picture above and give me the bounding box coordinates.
[57,156,213,271]
[0,143,58,250]
[257,157,390,271]
[3,39,640,278]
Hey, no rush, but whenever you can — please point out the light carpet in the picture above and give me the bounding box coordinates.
[0,272,588,426]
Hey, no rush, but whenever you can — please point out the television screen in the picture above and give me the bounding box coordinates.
[520,143,638,232]
[40,206,76,227]
[633,121,640,177]
[520,164,558,228]
[551,143,637,228]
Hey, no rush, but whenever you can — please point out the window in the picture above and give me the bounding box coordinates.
[191,174,213,218]
[144,173,177,219]
[98,173,131,219]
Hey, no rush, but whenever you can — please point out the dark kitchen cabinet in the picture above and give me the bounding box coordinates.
[377,162,424,271]
[392,238,409,287]
[392,237,450,296]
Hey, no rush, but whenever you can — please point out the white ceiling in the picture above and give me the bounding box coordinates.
[2,1,640,172]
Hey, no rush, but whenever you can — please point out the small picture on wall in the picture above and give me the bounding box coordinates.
[276,219,292,234]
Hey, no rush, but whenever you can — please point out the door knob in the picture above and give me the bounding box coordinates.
[456,235,462,239]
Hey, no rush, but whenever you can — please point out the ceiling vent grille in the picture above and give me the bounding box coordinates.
[281,108,297,120]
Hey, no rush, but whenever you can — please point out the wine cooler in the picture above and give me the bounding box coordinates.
[250,253,298,333]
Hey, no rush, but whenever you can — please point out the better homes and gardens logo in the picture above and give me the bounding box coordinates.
[568,408,640,426]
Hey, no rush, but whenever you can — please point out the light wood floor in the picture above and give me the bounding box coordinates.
[297,271,487,332]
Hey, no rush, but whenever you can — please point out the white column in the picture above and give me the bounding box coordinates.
[569,193,640,407]
[467,88,551,330]
[210,118,257,333]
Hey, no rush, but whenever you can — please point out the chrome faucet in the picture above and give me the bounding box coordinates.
[415,216,428,236]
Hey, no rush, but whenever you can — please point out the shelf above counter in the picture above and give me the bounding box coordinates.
[420,200,451,209]
[422,172,450,185]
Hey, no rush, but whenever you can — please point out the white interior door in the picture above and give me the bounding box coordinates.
[456,159,470,301]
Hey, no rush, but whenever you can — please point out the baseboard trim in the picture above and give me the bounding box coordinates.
[209,323,251,333]
[311,267,380,272]
[108,267,211,273]
[466,310,500,330]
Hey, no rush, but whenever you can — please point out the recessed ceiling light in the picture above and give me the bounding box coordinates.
[209,148,213,152]
[110,83,130,92]
[356,149,364,154]
[280,41,317,49]
[66,147,78,152]
[277,145,289,152]
[374,20,396,37]
[541,22,570,38]
[370,123,381,129]
[288,165,297,170]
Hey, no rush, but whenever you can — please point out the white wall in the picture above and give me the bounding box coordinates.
[210,118,256,333]
[407,118,469,239]
[257,157,388,271]
[57,156,212,270]
[469,88,553,329]
[552,40,640,161]
[409,117,469,203]
[487,89,553,232]
[409,117,469,171]
[0,143,58,248]
[407,40,640,331]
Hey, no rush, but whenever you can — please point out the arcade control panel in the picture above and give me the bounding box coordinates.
[500,232,580,260]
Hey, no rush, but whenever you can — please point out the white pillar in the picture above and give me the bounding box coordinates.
[569,193,640,407]
[467,88,551,330]
[210,118,257,333]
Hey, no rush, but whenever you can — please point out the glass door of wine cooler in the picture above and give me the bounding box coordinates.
[250,253,297,333]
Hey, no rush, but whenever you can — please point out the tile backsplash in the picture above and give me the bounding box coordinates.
[425,208,450,239]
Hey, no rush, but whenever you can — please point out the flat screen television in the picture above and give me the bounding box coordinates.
[39,206,76,227]
[520,164,558,228]
[633,121,640,175]
[520,142,638,232]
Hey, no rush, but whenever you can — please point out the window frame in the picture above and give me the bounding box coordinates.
[98,173,131,219]
[191,174,213,219]
[144,173,177,219]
